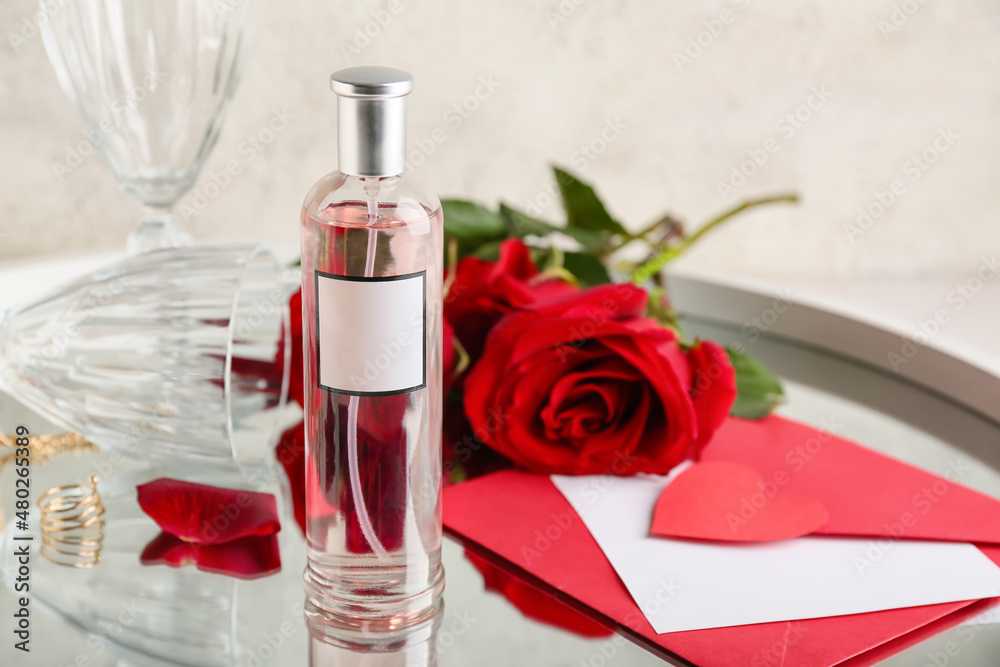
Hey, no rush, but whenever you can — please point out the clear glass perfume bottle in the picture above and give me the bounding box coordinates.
[300,67,444,641]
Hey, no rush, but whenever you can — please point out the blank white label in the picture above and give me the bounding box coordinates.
[315,270,426,395]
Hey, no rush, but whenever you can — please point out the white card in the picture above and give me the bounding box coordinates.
[551,471,1000,633]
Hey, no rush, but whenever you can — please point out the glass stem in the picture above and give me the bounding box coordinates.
[128,204,192,255]
[141,204,174,226]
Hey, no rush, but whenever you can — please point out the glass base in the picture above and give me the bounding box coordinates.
[305,598,443,653]
[304,565,445,638]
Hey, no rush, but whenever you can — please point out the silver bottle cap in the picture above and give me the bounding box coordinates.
[330,66,413,178]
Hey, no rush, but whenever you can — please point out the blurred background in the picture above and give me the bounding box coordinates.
[1,0,998,275]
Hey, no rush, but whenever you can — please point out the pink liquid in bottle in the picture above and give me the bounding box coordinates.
[301,176,444,640]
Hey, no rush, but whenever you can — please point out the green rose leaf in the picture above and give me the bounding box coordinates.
[553,167,627,235]
[500,202,610,251]
[563,251,612,287]
[499,202,557,238]
[726,349,785,419]
[442,199,507,241]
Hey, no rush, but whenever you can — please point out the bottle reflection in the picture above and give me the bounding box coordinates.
[307,602,442,667]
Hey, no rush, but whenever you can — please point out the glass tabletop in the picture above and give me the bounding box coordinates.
[2,314,1000,667]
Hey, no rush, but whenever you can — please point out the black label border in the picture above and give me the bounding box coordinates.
[314,269,427,397]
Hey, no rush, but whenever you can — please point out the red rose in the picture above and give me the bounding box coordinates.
[686,336,739,457]
[463,284,736,476]
[445,239,575,363]
[443,318,458,393]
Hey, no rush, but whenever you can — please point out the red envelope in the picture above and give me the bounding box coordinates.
[443,415,1000,667]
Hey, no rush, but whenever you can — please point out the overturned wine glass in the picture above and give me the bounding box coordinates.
[0,244,294,478]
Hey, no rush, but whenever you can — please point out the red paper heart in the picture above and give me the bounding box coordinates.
[650,461,829,542]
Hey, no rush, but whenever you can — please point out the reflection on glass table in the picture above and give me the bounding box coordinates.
[3,315,1000,666]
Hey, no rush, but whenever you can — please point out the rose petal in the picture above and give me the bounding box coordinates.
[530,278,579,303]
[137,479,281,545]
[526,283,648,320]
[140,531,197,568]
[687,340,738,457]
[193,534,282,579]
[141,531,282,580]
[491,238,538,282]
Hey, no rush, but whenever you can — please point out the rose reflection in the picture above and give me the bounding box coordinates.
[137,478,282,579]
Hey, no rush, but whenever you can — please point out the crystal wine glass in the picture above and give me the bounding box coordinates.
[0,245,293,477]
[40,0,255,254]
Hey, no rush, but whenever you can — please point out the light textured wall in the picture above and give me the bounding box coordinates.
[1,0,998,276]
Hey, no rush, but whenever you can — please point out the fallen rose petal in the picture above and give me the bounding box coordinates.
[141,531,282,580]
[140,531,197,569]
[193,533,282,579]
[137,479,280,545]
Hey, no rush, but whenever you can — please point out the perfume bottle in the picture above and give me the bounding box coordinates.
[300,67,444,639]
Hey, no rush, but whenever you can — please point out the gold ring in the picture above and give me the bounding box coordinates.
[38,476,105,568]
